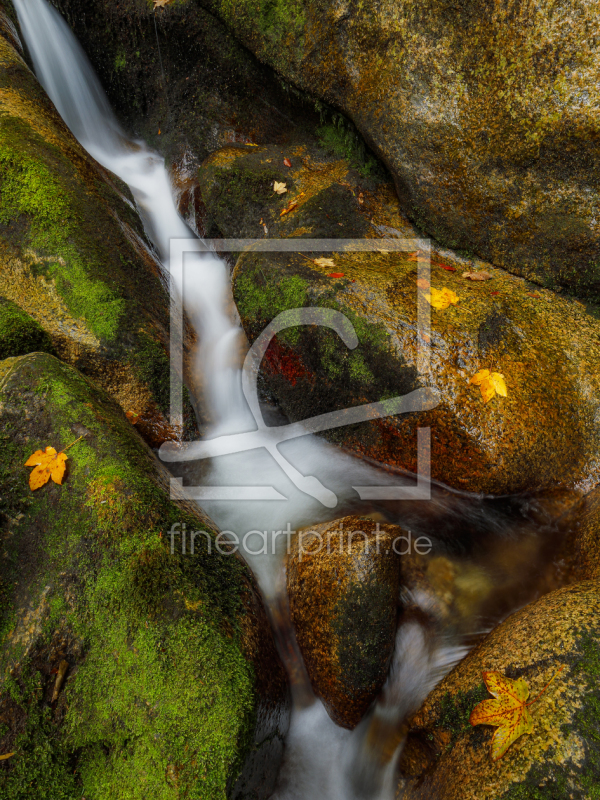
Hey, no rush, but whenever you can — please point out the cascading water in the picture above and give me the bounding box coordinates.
[12,2,564,797]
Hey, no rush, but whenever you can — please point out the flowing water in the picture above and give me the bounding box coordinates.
[12,2,575,796]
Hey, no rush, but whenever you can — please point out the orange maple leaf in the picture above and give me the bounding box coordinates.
[24,436,83,491]
[470,668,563,761]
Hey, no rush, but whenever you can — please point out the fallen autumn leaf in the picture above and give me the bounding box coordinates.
[470,667,563,761]
[463,270,493,281]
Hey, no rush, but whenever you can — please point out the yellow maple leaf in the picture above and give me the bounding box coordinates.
[25,447,67,490]
[469,369,507,403]
[424,286,460,310]
[470,668,563,761]
[273,181,287,195]
[24,436,83,491]
[314,258,336,268]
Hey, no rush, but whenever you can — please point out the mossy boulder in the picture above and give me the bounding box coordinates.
[192,0,600,298]
[286,516,401,729]
[199,143,600,495]
[0,16,194,445]
[398,581,600,800]
[0,352,289,799]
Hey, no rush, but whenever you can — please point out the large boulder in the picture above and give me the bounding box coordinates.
[0,352,289,799]
[287,516,402,729]
[193,0,600,297]
[397,581,600,800]
[0,10,196,445]
[199,142,600,495]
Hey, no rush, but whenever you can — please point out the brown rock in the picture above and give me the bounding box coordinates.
[201,142,600,495]
[398,581,600,800]
[287,515,401,728]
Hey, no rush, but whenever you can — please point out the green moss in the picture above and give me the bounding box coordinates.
[0,136,125,340]
[435,684,489,747]
[0,668,78,800]
[332,576,396,693]
[0,297,54,360]
[235,260,308,345]
[316,112,384,180]
[0,354,262,798]
[219,0,306,47]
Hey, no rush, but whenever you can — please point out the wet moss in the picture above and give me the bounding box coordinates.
[435,684,488,747]
[0,353,271,798]
[0,296,54,360]
[333,576,397,695]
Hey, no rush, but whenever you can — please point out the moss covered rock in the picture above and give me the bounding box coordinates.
[398,581,600,800]
[199,143,600,495]
[0,15,194,445]
[287,516,401,729]
[191,0,600,299]
[0,352,289,799]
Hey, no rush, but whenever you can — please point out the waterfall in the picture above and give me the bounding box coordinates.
[13,2,465,797]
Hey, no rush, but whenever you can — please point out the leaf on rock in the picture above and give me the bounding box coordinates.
[328,272,344,278]
[314,258,336,268]
[424,287,460,310]
[435,261,457,272]
[25,446,67,490]
[283,157,292,167]
[24,436,83,491]
[280,200,298,217]
[0,753,15,761]
[470,672,534,760]
[470,667,563,761]
[469,369,507,403]
[153,0,173,8]
[274,181,287,195]
[416,278,431,289]
[463,270,493,281]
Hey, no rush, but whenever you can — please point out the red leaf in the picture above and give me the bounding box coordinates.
[490,291,500,295]
[329,272,344,278]
[526,292,541,299]
[435,262,457,272]
[283,157,292,167]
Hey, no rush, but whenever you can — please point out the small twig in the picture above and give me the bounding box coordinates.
[526,665,564,707]
[61,435,84,454]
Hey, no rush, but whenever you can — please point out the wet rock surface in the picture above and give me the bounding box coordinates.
[192,0,600,298]
[0,11,196,446]
[49,0,322,171]
[287,516,401,729]
[0,352,289,799]
[397,581,600,800]
[199,142,600,495]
